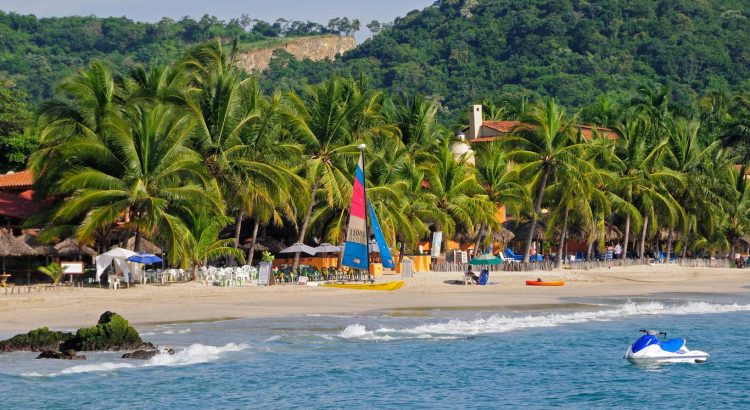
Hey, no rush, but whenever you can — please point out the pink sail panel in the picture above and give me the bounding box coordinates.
[342,152,369,270]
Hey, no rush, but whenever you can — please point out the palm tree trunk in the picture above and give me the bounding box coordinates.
[639,216,649,259]
[228,210,245,266]
[586,240,594,261]
[134,230,142,253]
[622,213,630,260]
[247,219,260,266]
[666,228,673,263]
[473,224,484,256]
[293,180,319,270]
[523,168,550,263]
[729,238,737,265]
[556,207,570,268]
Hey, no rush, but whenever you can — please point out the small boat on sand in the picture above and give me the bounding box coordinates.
[525,280,565,286]
[322,280,405,291]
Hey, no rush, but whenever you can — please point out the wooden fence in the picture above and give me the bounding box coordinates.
[431,257,734,273]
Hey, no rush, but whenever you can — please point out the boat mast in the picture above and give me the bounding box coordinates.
[358,143,371,280]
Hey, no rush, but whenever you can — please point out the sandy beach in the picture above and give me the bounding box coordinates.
[1,265,748,333]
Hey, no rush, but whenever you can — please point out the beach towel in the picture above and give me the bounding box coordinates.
[478,270,489,285]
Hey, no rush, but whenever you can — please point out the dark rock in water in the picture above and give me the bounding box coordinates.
[61,311,154,352]
[36,349,86,360]
[122,349,159,359]
[0,327,74,352]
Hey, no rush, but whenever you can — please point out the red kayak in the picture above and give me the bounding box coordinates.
[525,280,565,286]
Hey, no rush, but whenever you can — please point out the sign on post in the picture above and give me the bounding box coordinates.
[257,262,273,286]
[431,231,442,258]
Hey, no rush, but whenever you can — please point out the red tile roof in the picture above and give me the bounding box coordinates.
[0,191,42,219]
[0,170,34,190]
[482,121,522,134]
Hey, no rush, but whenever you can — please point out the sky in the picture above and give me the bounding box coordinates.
[0,0,434,42]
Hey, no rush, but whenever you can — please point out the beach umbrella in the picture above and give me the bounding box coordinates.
[469,253,503,266]
[0,230,37,279]
[127,253,162,264]
[280,242,317,255]
[19,233,58,257]
[315,243,341,253]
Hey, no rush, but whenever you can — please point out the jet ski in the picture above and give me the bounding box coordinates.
[624,330,709,363]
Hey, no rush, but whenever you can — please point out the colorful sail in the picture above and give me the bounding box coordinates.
[341,152,369,270]
[368,200,395,269]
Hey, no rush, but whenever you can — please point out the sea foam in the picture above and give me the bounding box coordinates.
[339,301,750,340]
[25,343,249,377]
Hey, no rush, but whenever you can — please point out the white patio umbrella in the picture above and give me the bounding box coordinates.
[314,243,341,254]
[280,242,317,256]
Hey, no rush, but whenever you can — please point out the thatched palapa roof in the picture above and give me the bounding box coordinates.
[503,220,547,240]
[126,236,162,254]
[54,238,97,257]
[19,233,57,256]
[0,231,37,257]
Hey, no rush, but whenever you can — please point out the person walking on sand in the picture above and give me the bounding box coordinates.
[606,244,614,269]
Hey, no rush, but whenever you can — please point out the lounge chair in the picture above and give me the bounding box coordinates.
[505,248,524,262]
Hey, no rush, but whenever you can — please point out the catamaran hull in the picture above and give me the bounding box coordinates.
[322,280,405,291]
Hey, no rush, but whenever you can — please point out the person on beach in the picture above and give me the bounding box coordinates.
[465,267,479,284]
[606,245,614,269]
[614,243,622,259]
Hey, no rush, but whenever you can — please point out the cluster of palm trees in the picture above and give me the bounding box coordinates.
[503,85,749,265]
[27,40,750,275]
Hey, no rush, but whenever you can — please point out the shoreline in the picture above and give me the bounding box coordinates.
[0,265,748,335]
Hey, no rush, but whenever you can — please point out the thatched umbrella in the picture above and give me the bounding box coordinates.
[491,227,515,243]
[603,222,623,242]
[254,237,287,253]
[503,220,547,240]
[19,233,58,256]
[55,238,97,259]
[0,230,37,276]
[241,241,269,252]
[126,236,162,254]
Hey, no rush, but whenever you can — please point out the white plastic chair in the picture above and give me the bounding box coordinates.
[108,274,120,290]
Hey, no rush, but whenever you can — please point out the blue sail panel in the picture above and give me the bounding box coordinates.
[341,241,368,270]
[368,200,395,269]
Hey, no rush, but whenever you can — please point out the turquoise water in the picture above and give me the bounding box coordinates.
[1,293,749,409]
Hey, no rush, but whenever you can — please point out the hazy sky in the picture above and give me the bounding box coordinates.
[0,0,434,42]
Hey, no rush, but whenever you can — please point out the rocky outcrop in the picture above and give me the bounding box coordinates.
[0,311,153,353]
[60,311,154,351]
[236,35,356,72]
[0,327,73,352]
[36,350,86,360]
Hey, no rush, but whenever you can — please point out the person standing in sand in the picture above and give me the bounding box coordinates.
[614,243,622,260]
[606,244,614,269]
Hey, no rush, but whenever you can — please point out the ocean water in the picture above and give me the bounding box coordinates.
[1,293,749,409]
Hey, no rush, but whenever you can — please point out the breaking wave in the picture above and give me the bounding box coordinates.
[338,301,750,340]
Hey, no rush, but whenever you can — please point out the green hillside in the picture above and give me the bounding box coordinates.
[0,12,346,103]
[262,0,750,119]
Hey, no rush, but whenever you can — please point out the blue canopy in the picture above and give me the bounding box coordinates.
[127,253,162,264]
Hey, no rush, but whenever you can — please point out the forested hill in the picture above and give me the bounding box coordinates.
[262,0,750,119]
[0,11,358,102]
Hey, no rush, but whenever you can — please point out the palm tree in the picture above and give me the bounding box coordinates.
[473,142,529,253]
[51,103,222,265]
[182,212,245,280]
[503,98,583,262]
[177,41,297,259]
[419,136,495,249]
[613,115,684,259]
[31,61,118,200]
[283,77,384,269]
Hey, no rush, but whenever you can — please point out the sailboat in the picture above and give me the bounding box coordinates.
[322,145,405,291]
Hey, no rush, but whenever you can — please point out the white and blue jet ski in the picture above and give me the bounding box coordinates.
[624,330,709,363]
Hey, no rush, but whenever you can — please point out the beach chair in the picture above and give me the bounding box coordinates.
[297,276,309,286]
[505,248,524,262]
[107,274,120,290]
